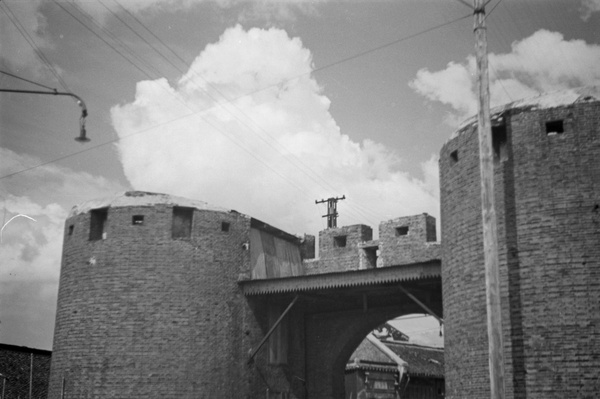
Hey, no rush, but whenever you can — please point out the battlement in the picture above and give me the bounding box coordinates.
[304,213,440,275]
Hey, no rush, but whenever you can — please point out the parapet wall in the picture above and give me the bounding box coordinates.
[378,214,440,267]
[305,214,440,275]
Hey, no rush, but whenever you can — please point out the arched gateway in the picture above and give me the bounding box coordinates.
[48,191,442,398]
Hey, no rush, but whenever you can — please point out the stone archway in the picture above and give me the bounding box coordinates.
[306,306,421,398]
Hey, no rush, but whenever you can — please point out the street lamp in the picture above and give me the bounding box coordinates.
[0,88,90,142]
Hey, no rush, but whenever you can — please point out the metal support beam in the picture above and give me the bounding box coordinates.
[248,295,299,365]
[398,284,443,325]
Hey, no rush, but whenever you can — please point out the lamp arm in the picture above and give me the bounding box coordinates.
[0,88,90,142]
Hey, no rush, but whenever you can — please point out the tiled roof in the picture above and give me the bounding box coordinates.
[347,339,444,378]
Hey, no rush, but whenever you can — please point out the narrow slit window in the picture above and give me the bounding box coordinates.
[172,207,193,239]
[546,120,564,135]
[132,215,144,225]
[492,125,508,162]
[334,235,347,248]
[450,150,458,163]
[89,208,108,241]
[68,225,74,236]
[395,226,409,237]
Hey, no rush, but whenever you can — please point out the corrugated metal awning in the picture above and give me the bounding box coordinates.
[239,260,440,295]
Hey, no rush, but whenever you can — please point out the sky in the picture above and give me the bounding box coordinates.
[1,0,599,350]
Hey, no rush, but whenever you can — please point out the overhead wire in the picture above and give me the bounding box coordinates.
[1,7,472,224]
[2,8,471,224]
[0,2,70,91]
[0,69,58,92]
[102,0,361,220]
[49,0,326,202]
[51,0,158,79]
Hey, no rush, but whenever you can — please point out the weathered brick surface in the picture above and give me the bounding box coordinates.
[312,224,373,274]
[307,216,440,275]
[440,98,600,398]
[378,214,440,267]
[47,199,270,398]
[48,190,446,399]
[0,344,51,399]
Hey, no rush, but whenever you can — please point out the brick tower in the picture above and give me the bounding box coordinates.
[47,191,257,398]
[439,88,600,398]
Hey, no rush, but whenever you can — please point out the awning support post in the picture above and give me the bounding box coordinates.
[248,295,299,365]
[398,284,444,325]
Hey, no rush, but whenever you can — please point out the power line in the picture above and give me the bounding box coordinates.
[0,2,70,91]
[50,0,157,79]
[0,69,57,92]
[47,2,336,205]
[1,8,471,212]
[310,13,471,76]
[102,0,354,211]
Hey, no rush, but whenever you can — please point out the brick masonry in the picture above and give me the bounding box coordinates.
[313,224,373,274]
[440,96,600,398]
[47,196,275,398]
[378,214,440,267]
[48,190,443,398]
[0,344,51,399]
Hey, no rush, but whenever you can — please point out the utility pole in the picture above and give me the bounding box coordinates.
[315,195,345,228]
[473,0,506,398]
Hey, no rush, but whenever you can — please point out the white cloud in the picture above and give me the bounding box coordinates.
[580,0,600,21]
[0,148,127,349]
[112,25,439,237]
[410,30,600,125]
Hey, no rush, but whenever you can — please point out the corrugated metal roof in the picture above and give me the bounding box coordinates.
[239,261,440,295]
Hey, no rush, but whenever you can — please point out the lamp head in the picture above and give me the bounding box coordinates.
[75,126,90,143]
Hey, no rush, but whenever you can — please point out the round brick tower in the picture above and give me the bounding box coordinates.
[47,191,254,398]
[440,88,600,398]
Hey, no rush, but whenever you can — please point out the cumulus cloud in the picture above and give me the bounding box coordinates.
[112,25,439,237]
[410,30,600,125]
[580,0,600,21]
[0,148,127,349]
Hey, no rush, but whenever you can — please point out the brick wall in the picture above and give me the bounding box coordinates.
[378,214,440,267]
[48,197,269,398]
[314,224,373,273]
[305,216,441,274]
[0,344,51,399]
[440,98,600,398]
